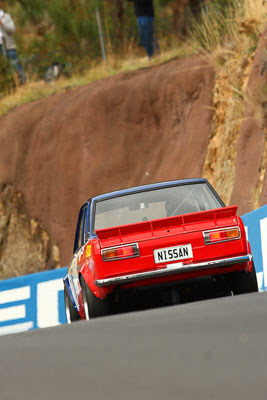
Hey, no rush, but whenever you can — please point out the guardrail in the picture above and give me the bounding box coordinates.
[0,205,266,336]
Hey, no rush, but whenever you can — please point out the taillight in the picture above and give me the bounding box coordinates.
[203,227,240,245]
[101,243,139,261]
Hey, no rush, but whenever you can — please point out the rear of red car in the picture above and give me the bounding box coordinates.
[88,206,252,299]
[73,180,257,321]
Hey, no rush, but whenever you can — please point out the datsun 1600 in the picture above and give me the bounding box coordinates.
[63,178,258,322]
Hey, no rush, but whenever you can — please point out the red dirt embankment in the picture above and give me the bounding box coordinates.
[0,56,215,266]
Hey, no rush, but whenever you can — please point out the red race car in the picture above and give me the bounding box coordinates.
[63,178,258,323]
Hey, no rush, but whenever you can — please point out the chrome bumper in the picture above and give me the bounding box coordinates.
[94,254,252,287]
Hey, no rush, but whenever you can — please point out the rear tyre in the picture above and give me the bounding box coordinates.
[80,276,110,319]
[228,262,258,295]
[64,285,80,323]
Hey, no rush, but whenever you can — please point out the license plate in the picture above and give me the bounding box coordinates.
[154,244,193,264]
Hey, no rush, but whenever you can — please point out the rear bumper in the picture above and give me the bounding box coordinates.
[94,254,252,287]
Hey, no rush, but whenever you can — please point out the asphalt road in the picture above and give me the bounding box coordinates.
[0,292,266,400]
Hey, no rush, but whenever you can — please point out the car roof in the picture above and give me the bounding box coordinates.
[90,178,208,202]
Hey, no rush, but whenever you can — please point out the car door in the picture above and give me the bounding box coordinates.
[69,204,89,310]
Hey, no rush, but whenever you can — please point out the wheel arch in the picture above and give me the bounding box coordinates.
[63,274,79,312]
[79,265,111,300]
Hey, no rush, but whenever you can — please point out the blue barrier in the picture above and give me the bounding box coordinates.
[0,205,265,336]
[0,267,67,336]
[242,205,267,292]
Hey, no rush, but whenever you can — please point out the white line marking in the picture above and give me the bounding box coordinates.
[256,272,264,292]
[37,279,64,328]
[260,218,267,288]
[0,321,33,336]
[0,305,26,322]
[0,286,30,304]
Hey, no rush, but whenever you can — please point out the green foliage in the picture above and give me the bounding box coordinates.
[189,0,239,52]
[9,0,45,22]
[11,0,139,77]
[4,0,254,81]
[0,55,16,95]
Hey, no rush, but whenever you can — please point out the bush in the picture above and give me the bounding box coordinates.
[189,0,238,52]
[0,55,16,95]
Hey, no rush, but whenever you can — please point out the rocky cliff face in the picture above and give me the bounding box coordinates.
[0,29,266,278]
[229,29,267,213]
[203,28,267,214]
[0,184,60,279]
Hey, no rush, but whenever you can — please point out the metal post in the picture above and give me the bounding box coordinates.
[95,6,107,63]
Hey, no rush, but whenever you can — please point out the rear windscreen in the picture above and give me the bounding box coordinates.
[94,183,222,231]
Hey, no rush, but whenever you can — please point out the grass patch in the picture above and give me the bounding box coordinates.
[0,38,191,118]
